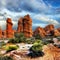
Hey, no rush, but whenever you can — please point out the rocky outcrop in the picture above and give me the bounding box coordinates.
[44,24,54,31]
[17,14,32,38]
[44,24,54,36]
[54,29,60,37]
[33,27,46,38]
[17,17,23,33]
[23,14,32,38]
[6,18,14,38]
[2,30,6,38]
[57,28,60,32]
[0,27,2,38]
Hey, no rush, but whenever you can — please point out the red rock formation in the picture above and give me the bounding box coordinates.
[44,24,54,31]
[33,27,46,38]
[17,14,32,38]
[2,30,6,38]
[54,29,60,37]
[6,18,14,38]
[17,17,23,33]
[44,24,54,36]
[23,14,32,38]
[0,27,2,38]
[57,28,60,32]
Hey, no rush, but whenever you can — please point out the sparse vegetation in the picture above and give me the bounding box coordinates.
[3,45,19,52]
[8,32,26,43]
[28,40,44,58]
[0,41,6,48]
[0,56,13,60]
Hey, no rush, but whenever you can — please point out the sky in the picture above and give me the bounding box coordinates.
[0,0,60,30]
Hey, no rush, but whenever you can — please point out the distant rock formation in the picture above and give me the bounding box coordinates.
[57,28,60,32]
[6,18,14,38]
[44,24,54,36]
[33,27,46,38]
[0,27,2,38]
[54,29,60,37]
[33,24,60,38]
[0,15,60,39]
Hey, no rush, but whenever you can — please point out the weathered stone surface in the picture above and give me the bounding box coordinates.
[17,17,23,33]
[44,24,54,31]
[2,30,6,38]
[0,26,2,38]
[17,14,32,38]
[57,28,60,32]
[23,14,32,38]
[6,18,14,38]
[44,24,54,36]
[54,29,60,37]
[43,44,60,60]
[33,27,46,38]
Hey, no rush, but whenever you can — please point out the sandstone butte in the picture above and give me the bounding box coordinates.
[57,28,60,32]
[6,18,15,38]
[17,14,33,38]
[44,24,54,35]
[33,27,46,38]
[0,15,60,38]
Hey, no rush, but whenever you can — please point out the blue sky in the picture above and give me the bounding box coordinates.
[0,0,60,30]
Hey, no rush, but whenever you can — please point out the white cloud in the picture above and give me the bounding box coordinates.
[0,0,60,30]
[33,14,60,26]
[33,23,47,27]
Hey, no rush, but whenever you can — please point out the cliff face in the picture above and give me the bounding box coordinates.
[33,27,46,38]
[33,24,60,37]
[0,15,60,38]
[23,14,32,38]
[44,24,55,36]
[44,24,54,31]
[17,17,23,33]
[54,29,60,37]
[6,18,14,38]
[17,14,33,38]
[57,28,60,32]
[0,27,2,38]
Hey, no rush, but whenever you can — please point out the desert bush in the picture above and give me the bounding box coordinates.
[0,56,13,60]
[28,40,44,58]
[8,33,26,43]
[0,41,6,48]
[3,45,19,52]
[34,34,42,40]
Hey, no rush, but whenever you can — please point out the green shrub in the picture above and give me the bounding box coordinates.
[4,45,19,52]
[0,56,13,60]
[30,43,42,52]
[0,41,6,48]
[34,34,42,40]
[8,32,26,43]
[28,40,44,58]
